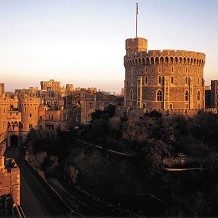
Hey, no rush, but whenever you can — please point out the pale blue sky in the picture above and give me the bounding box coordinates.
[0,0,217,93]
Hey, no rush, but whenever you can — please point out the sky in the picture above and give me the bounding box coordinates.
[0,0,218,93]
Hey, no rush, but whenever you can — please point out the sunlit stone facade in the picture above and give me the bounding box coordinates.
[124,37,206,112]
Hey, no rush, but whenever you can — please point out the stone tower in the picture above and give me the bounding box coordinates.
[19,96,41,141]
[125,38,148,55]
[124,37,206,112]
[0,83,5,97]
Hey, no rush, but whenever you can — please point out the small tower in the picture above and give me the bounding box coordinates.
[19,96,41,142]
[0,83,5,97]
[125,38,148,55]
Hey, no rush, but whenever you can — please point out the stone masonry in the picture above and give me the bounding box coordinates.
[124,37,206,112]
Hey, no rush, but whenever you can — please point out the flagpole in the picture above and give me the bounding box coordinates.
[136,3,138,38]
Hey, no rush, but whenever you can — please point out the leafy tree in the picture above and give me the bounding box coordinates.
[91,109,104,121]
[24,128,38,148]
[190,111,218,148]
[104,104,116,118]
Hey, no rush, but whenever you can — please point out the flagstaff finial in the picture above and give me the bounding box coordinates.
[136,3,138,38]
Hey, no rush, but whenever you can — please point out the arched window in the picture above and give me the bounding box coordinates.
[171,76,174,84]
[142,58,145,65]
[170,57,174,64]
[185,77,188,84]
[197,90,200,101]
[145,76,148,84]
[185,90,189,101]
[158,76,162,84]
[171,66,174,72]
[160,57,164,64]
[165,57,169,64]
[157,90,163,101]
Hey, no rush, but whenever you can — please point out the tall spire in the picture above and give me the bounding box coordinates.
[136,3,138,38]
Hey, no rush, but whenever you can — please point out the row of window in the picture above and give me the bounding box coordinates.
[125,56,205,66]
[20,104,38,106]
[143,67,203,74]
[0,121,33,130]
[131,76,203,86]
[130,89,201,101]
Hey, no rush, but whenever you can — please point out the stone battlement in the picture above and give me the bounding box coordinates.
[124,49,205,67]
[19,97,41,105]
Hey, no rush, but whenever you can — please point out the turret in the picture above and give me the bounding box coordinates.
[125,38,148,55]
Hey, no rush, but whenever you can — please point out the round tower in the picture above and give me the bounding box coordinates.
[124,38,206,112]
[19,96,41,141]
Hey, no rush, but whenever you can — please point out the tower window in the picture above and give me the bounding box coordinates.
[171,76,174,84]
[145,76,148,84]
[30,113,32,117]
[197,90,200,101]
[185,90,189,101]
[157,90,163,101]
[158,76,162,84]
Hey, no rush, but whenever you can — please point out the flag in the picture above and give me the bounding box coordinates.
[136,3,138,15]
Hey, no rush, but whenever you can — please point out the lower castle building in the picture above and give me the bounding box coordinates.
[0,81,121,147]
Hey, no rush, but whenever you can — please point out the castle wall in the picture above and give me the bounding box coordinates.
[0,141,20,206]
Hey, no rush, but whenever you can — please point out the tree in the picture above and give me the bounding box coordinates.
[142,139,172,171]
[24,128,38,149]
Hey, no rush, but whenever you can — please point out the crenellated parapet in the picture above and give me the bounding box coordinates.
[19,97,41,106]
[124,49,205,67]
